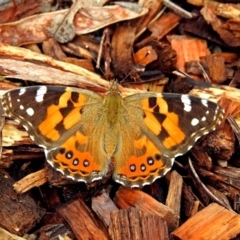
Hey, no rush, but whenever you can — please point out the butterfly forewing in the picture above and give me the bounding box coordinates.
[2,86,102,146]
[141,93,224,156]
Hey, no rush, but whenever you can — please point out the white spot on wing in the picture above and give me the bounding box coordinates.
[201,99,208,107]
[36,86,47,102]
[19,88,26,95]
[20,105,24,110]
[181,95,192,112]
[191,118,199,126]
[26,108,34,116]
[202,116,206,121]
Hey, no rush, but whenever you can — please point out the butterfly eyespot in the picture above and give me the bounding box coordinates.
[130,164,136,172]
[72,158,79,166]
[83,159,89,167]
[140,164,146,172]
[65,151,73,159]
[147,157,154,165]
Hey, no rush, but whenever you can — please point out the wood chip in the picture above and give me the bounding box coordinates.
[57,198,109,240]
[165,170,183,227]
[13,169,48,194]
[0,170,43,235]
[92,191,119,227]
[114,187,178,232]
[109,207,169,240]
[172,203,240,239]
[168,35,210,72]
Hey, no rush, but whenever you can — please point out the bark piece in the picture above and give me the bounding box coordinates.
[64,57,95,72]
[165,171,183,227]
[92,191,119,227]
[57,197,109,240]
[213,165,240,189]
[136,0,163,37]
[114,187,178,232]
[0,44,143,95]
[62,35,99,60]
[172,203,240,240]
[188,159,233,211]
[204,55,227,83]
[201,4,240,47]
[168,35,210,72]
[135,39,177,73]
[148,11,182,40]
[36,224,74,240]
[0,170,43,235]
[109,207,169,240]
[2,121,33,146]
[42,38,67,60]
[13,169,48,194]
[111,22,139,81]
[190,145,212,170]
[182,184,201,218]
[179,15,227,47]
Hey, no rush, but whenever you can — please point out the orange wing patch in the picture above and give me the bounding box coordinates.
[141,97,186,150]
[116,136,172,187]
[38,92,87,141]
[48,131,102,180]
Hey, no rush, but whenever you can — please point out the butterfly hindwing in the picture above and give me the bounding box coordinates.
[46,128,111,183]
[113,124,173,188]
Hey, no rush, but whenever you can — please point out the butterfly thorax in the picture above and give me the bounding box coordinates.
[103,91,123,124]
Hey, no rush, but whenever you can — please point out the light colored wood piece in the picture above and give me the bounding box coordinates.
[13,169,48,194]
[168,35,210,71]
[172,203,240,240]
[165,170,183,227]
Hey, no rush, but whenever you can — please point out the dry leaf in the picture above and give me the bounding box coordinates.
[0,5,148,46]
[48,0,108,43]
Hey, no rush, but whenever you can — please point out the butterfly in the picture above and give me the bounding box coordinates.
[2,85,224,188]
